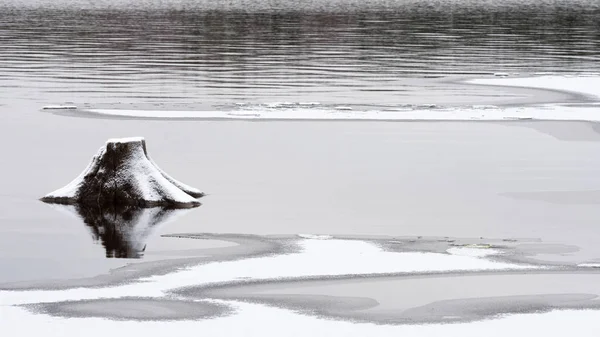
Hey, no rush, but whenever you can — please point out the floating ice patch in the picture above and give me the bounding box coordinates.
[472,105,499,110]
[48,75,600,122]
[3,301,600,337]
[447,247,502,258]
[469,75,600,99]
[265,102,295,108]
[142,239,534,294]
[84,103,600,122]
[226,112,261,118]
[578,263,600,268]
[42,105,77,110]
[0,239,536,306]
[0,283,165,306]
[501,116,533,120]
[297,234,333,240]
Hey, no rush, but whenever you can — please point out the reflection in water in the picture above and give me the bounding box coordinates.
[0,0,599,108]
[52,204,192,258]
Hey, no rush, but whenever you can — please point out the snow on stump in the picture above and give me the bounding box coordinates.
[41,137,203,208]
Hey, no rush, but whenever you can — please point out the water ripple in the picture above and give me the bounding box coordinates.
[0,0,599,108]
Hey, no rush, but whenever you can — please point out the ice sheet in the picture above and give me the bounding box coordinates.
[469,75,600,99]
[78,75,600,121]
[2,303,599,337]
[0,239,535,306]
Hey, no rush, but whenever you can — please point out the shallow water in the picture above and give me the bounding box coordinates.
[3,117,600,282]
[1,0,599,281]
[200,271,600,324]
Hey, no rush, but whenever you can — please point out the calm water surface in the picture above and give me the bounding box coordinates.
[1,0,599,109]
[1,0,600,283]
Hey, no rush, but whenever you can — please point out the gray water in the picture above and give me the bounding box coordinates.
[1,0,599,109]
[2,0,600,283]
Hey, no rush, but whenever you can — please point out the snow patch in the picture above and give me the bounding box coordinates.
[447,247,502,258]
[297,234,333,240]
[106,136,145,144]
[42,105,77,110]
[0,239,536,306]
[578,263,600,268]
[143,239,533,295]
[469,75,600,99]
[85,103,600,121]
[2,302,600,337]
[49,76,600,122]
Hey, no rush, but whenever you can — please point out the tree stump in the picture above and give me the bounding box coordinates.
[41,137,203,208]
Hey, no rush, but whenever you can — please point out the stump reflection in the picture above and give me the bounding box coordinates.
[52,204,193,258]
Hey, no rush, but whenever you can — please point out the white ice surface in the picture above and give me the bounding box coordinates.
[42,105,77,110]
[447,247,501,257]
[469,75,600,99]
[2,303,599,337]
[85,103,599,121]
[83,75,600,121]
[0,239,535,306]
[297,234,333,239]
[578,263,600,268]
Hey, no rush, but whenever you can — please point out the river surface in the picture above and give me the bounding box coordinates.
[1,0,599,111]
[3,1,600,335]
[1,0,600,298]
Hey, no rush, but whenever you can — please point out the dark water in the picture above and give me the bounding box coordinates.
[1,0,599,109]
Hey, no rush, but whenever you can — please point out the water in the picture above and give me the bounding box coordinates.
[1,0,599,110]
[2,0,600,283]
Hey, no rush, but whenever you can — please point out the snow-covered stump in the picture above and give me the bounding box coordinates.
[41,137,203,208]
